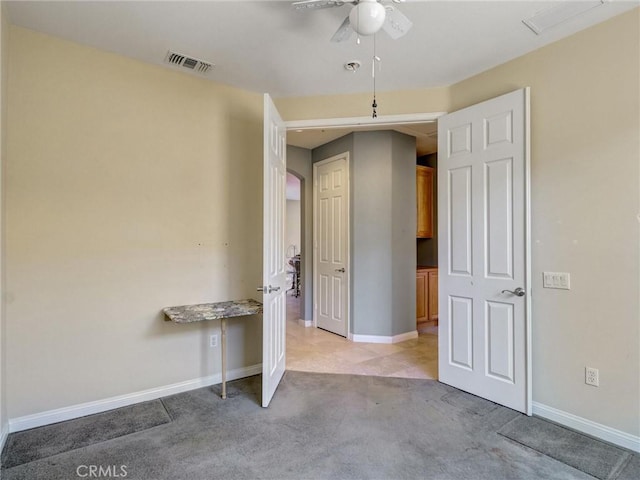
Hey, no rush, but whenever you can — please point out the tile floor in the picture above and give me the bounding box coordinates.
[285,295,438,379]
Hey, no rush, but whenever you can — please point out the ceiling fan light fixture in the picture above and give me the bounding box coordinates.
[349,0,386,36]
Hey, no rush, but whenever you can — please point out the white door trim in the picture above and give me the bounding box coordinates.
[286,111,446,340]
[524,88,533,413]
[286,112,446,131]
[313,152,351,336]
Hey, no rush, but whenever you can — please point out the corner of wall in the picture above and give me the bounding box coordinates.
[390,131,418,336]
[0,0,10,452]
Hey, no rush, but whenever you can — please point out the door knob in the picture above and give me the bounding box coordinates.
[501,287,525,297]
[257,285,281,293]
[335,268,345,273]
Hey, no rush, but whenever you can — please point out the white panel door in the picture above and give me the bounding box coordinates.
[262,94,287,408]
[314,153,349,337]
[438,88,531,414]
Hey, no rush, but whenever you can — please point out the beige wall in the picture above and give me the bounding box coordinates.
[450,8,639,437]
[0,2,8,439]
[6,27,263,418]
[275,86,451,121]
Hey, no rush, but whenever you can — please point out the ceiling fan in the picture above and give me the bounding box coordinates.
[293,0,413,42]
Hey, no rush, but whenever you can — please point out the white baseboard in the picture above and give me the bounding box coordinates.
[9,364,262,434]
[351,330,418,344]
[297,319,313,328]
[532,401,640,453]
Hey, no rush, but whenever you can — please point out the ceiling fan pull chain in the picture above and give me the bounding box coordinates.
[371,66,377,118]
[371,56,378,118]
[372,33,379,118]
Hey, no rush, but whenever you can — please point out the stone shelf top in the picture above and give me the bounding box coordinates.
[163,299,263,324]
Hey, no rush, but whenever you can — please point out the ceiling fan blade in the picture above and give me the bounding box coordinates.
[292,0,354,10]
[381,6,413,39]
[331,16,354,42]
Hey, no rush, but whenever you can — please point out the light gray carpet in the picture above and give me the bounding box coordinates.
[2,372,638,480]
[1,399,171,469]
[498,415,633,480]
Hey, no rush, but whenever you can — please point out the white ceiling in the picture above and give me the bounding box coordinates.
[6,0,637,99]
[5,1,637,154]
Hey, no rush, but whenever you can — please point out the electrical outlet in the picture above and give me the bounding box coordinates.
[585,367,599,387]
[210,335,218,348]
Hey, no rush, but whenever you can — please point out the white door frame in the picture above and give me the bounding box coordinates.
[285,112,446,336]
[312,152,351,336]
[286,112,446,132]
[285,106,531,410]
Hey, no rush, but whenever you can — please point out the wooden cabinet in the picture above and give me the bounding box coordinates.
[427,269,438,321]
[416,165,434,238]
[417,267,438,329]
[416,270,428,322]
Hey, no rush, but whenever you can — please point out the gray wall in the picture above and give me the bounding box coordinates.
[390,132,418,335]
[286,145,313,321]
[312,131,415,337]
[351,132,393,335]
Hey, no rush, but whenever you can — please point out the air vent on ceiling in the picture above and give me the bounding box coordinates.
[523,0,605,35]
[164,51,214,75]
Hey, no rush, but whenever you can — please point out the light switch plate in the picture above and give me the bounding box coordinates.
[543,272,570,290]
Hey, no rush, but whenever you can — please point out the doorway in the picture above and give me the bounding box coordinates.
[285,170,307,328]
[280,90,531,414]
[285,114,442,379]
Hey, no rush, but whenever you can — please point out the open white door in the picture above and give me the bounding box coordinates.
[262,94,287,407]
[438,88,531,414]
